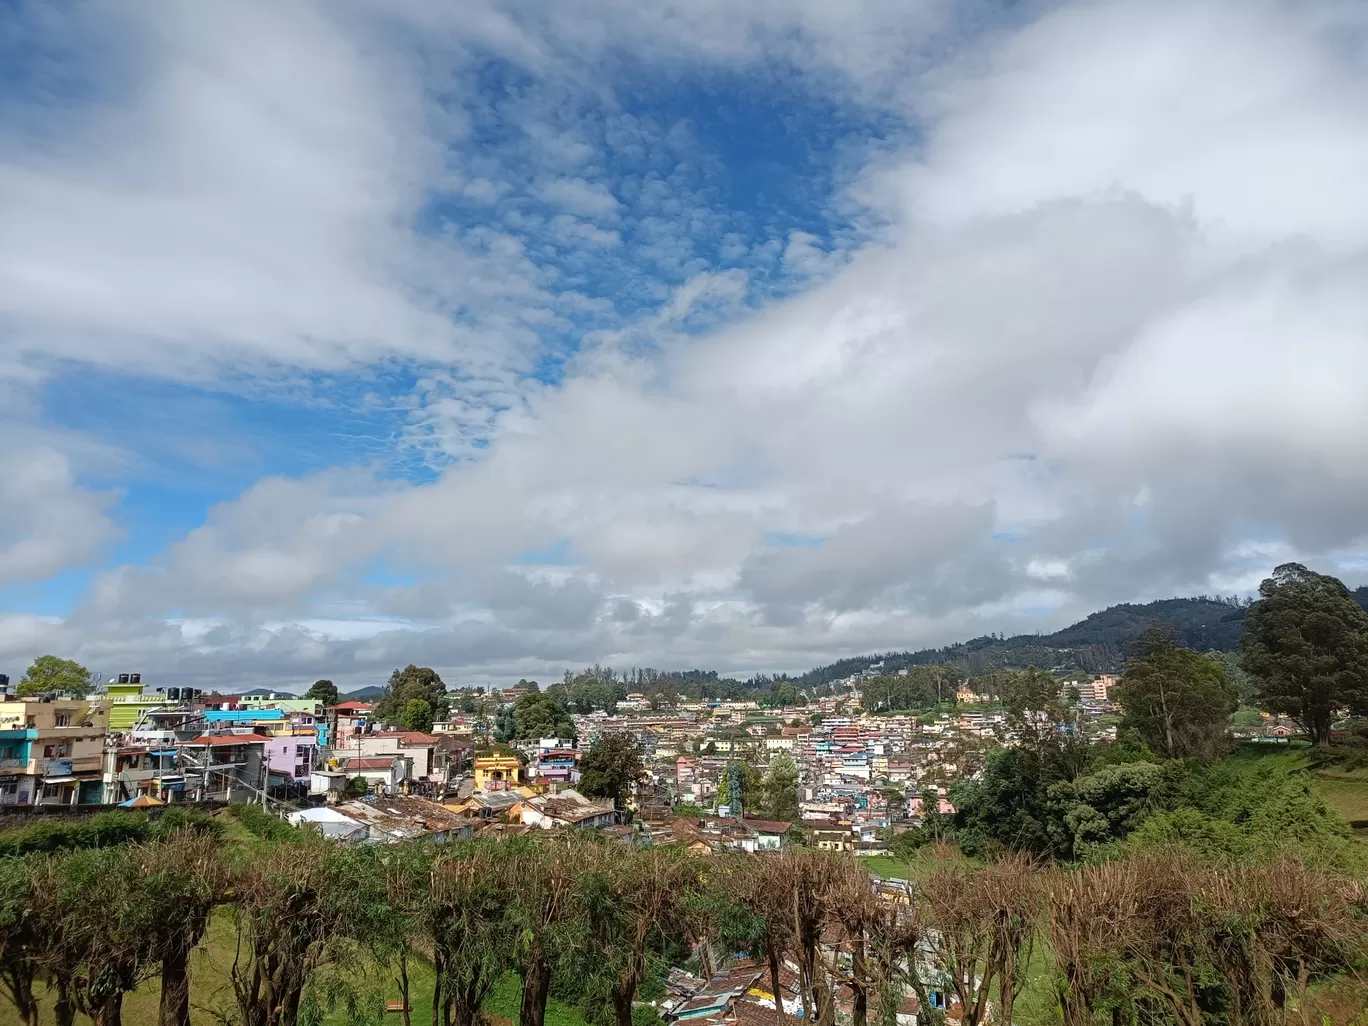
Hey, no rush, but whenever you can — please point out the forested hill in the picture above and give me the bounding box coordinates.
[797,589,1368,687]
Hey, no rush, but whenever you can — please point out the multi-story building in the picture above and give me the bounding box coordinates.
[103,677,178,731]
[0,697,110,806]
[101,742,183,804]
[178,733,269,802]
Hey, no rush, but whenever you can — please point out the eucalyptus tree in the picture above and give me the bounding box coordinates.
[1242,562,1368,745]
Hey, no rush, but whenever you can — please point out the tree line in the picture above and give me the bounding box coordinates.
[3,822,1365,1026]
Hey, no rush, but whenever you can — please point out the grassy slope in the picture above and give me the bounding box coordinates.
[1226,743,1368,838]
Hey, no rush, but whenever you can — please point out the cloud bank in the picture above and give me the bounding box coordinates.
[2,0,1366,689]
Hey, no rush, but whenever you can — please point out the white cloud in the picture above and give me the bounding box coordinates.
[4,0,1368,689]
[540,177,620,217]
[0,441,121,586]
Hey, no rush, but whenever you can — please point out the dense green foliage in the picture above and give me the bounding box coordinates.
[304,679,340,706]
[511,691,576,741]
[859,664,956,712]
[15,655,92,699]
[578,733,645,808]
[1114,627,1239,759]
[798,596,1254,686]
[402,697,434,733]
[759,751,800,821]
[1242,562,1368,745]
[373,664,450,724]
[225,801,300,842]
[0,809,219,858]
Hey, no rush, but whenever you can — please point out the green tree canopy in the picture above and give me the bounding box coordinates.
[512,691,575,741]
[760,752,799,822]
[16,655,91,698]
[858,664,953,713]
[402,698,434,733]
[1113,626,1239,759]
[375,664,449,723]
[492,704,516,743]
[1241,563,1368,745]
[303,679,339,706]
[716,760,762,816]
[578,733,645,809]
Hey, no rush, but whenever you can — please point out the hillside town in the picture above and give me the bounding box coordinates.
[0,663,1293,837]
[0,626,1347,1026]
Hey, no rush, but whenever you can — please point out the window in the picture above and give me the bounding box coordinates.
[43,745,54,758]
[55,713,71,727]
[0,779,16,796]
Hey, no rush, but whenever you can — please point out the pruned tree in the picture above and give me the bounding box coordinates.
[32,845,155,1026]
[0,856,40,1026]
[135,830,230,1026]
[228,839,341,1026]
[918,855,1040,1026]
[1046,858,1145,1026]
[508,837,579,1026]
[578,843,699,1026]
[428,841,516,1026]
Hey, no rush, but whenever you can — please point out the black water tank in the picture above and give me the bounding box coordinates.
[118,673,130,684]
[131,672,141,684]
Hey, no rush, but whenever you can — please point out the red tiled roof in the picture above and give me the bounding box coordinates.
[185,733,270,746]
[389,731,439,745]
[349,757,402,771]
[742,816,793,834]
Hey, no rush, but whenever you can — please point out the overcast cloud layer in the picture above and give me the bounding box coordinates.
[2,0,1367,691]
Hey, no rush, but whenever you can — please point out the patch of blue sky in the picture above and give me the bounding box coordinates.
[0,568,95,619]
[45,368,426,485]
[418,53,905,375]
[515,538,575,565]
[764,531,828,549]
[360,559,422,588]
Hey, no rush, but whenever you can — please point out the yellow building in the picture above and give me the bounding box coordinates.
[473,753,522,791]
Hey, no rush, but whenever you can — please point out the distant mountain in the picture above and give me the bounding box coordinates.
[797,589,1368,687]
[344,685,386,700]
[239,687,297,698]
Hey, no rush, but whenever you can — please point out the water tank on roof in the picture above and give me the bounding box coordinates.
[131,672,141,684]
[118,673,130,684]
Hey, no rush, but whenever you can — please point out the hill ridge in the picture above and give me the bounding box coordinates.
[795,588,1368,686]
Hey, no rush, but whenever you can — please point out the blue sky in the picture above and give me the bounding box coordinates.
[2,0,1368,690]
